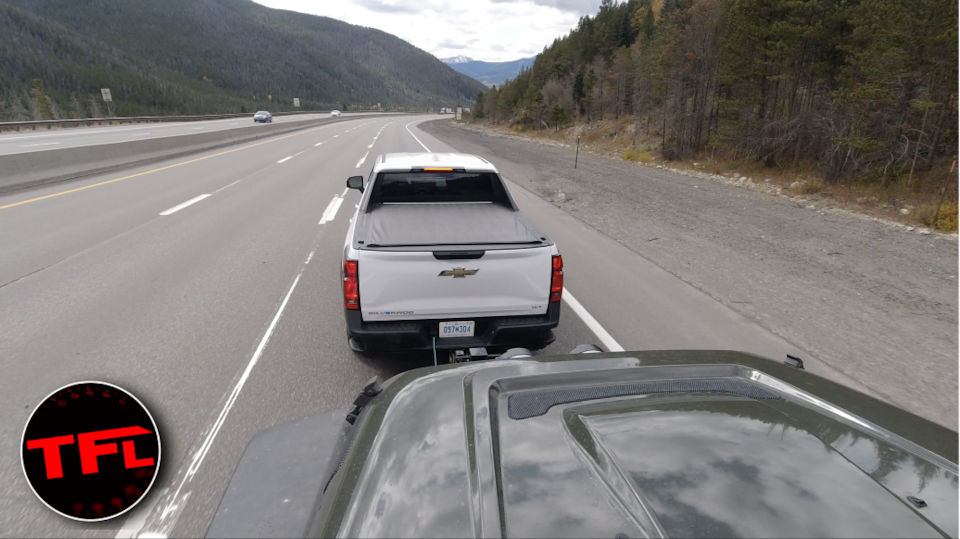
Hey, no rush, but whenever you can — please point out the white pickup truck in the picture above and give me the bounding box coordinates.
[342,152,562,355]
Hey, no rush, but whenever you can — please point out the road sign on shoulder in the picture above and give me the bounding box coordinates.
[101,88,112,102]
[456,106,463,121]
[293,98,300,107]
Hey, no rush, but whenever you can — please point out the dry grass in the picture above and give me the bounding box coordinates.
[797,181,823,195]
[466,119,958,233]
[917,202,959,233]
[622,148,655,163]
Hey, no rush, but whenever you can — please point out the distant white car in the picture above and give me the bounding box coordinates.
[330,110,342,117]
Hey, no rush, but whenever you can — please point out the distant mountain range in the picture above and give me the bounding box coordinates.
[442,55,474,64]
[0,0,486,118]
[441,56,536,87]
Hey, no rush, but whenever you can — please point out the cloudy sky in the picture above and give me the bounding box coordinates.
[252,0,602,62]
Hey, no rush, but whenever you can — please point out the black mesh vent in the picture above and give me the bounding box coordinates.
[507,379,780,420]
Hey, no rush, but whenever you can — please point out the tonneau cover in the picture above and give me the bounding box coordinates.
[356,203,547,248]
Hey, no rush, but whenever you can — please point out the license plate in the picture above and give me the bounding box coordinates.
[439,321,475,338]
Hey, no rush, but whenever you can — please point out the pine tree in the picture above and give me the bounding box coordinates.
[473,90,485,119]
[29,79,55,120]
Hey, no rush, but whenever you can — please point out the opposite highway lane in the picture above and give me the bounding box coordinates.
[0,112,386,156]
[0,115,874,537]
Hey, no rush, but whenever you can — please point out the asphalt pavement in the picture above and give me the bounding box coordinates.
[0,114,897,537]
[0,112,387,156]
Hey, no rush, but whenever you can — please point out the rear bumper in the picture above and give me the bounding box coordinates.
[346,302,560,352]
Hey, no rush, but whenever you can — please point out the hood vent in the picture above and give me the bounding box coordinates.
[508,379,780,420]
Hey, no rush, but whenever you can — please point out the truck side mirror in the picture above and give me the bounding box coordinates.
[346,176,364,193]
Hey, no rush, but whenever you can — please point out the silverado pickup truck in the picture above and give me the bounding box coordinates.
[342,153,562,356]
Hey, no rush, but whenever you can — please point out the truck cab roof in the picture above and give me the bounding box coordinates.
[373,152,498,174]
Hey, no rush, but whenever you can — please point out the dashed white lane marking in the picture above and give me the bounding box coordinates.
[561,289,624,352]
[333,134,339,138]
[319,196,338,224]
[23,142,60,147]
[319,194,345,224]
[405,120,430,151]
[130,132,151,136]
[314,141,324,146]
[294,151,304,157]
[305,249,316,264]
[355,151,369,168]
[341,187,349,197]
[277,156,293,164]
[142,270,304,538]
[214,179,243,193]
[159,194,211,216]
[192,127,203,130]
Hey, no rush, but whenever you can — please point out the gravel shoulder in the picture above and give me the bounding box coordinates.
[422,120,958,429]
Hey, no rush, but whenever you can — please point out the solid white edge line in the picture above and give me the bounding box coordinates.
[562,288,624,352]
[114,487,163,538]
[277,156,292,163]
[319,195,339,224]
[144,273,303,538]
[159,194,210,216]
[23,142,61,147]
[405,120,430,151]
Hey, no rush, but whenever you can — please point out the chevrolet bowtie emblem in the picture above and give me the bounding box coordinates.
[438,267,479,278]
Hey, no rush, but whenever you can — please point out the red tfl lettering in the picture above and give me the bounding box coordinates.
[25,435,75,479]
[26,426,154,479]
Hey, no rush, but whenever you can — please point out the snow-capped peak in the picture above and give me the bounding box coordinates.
[441,55,474,64]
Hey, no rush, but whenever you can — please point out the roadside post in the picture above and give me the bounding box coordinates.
[575,136,580,168]
[935,159,959,228]
[100,88,114,118]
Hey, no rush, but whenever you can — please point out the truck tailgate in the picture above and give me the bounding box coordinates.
[358,247,552,321]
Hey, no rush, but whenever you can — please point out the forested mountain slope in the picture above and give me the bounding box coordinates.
[0,0,486,118]
[479,0,957,191]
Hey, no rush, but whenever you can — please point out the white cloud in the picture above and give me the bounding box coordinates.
[253,0,599,62]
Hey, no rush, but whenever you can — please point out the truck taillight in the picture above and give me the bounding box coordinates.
[343,259,359,310]
[550,255,563,302]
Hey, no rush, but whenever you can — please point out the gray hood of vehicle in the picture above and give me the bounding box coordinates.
[333,353,957,538]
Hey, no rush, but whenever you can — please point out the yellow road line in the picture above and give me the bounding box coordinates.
[0,123,338,211]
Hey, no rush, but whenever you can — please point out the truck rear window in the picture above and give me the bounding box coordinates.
[377,172,496,203]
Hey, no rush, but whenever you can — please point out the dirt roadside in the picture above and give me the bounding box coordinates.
[422,120,958,429]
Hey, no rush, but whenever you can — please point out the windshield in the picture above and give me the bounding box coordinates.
[376,172,497,203]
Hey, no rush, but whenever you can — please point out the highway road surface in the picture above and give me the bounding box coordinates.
[0,115,874,537]
[0,112,387,156]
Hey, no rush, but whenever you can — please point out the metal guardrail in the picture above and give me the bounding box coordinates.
[0,110,333,133]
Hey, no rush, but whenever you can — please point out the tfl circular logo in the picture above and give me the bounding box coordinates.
[21,382,161,521]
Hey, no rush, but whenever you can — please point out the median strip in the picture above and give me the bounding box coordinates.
[0,114,405,208]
